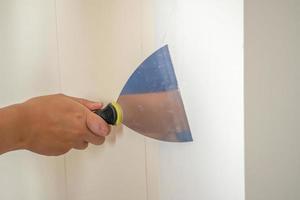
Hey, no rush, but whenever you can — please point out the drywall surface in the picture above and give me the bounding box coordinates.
[0,1,66,200]
[55,1,158,200]
[0,0,159,200]
[155,0,245,200]
[0,0,244,199]
[245,0,300,199]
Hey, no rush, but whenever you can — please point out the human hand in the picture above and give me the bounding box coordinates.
[17,94,110,156]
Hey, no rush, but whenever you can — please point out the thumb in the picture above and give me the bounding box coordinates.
[86,111,110,137]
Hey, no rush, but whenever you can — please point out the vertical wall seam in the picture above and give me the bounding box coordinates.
[54,1,68,200]
[140,0,150,200]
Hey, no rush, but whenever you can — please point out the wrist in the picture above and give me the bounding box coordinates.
[0,103,30,154]
[14,103,32,150]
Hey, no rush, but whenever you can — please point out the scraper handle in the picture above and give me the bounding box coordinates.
[94,102,123,126]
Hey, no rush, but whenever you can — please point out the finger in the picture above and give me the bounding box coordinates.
[66,95,103,110]
[73,141,89,150]
[79,127,106,145]
[85,133,105,145]
[86,111,110,137]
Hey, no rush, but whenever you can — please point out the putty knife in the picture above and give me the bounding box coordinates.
[95,45,192,142]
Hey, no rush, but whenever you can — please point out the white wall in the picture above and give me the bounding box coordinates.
[245,0,300,199]
[0,0,244,199]
[155,0,245,199]
[0,1,158,200]
[0,1,66,199]
[55,1,158,199]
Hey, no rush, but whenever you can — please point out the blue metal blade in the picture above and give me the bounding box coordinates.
[120,45,178,95]
[118,45,193,142]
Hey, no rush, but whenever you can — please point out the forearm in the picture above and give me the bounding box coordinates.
[0,104,27,154]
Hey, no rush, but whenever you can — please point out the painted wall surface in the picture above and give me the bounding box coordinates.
[0,1,66,199]
[245,0,300,199]
[55,0,159,199]
[0,0,158,200]
[0,0,244,200]
[155,0,245,200]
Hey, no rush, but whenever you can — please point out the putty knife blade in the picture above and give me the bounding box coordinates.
[117,45,192,142]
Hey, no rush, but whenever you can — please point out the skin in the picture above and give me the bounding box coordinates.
[0,94,110,156]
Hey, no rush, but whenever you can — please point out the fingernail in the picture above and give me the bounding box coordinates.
[89,123,102,136]
[87,111,108,137]
[100,126,109,136]
[95,124,108,136]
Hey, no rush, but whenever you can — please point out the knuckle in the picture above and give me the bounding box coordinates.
[75,112,85,120]
[53,147,70,156]
[62,148,71,154]
[75,142,88,150]
[83,143,89,149]
[72,127,88,137]
[95,137,105,145]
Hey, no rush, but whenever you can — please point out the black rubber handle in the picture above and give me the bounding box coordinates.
[94,103,118,125]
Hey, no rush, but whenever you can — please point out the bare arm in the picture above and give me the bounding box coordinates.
[0,104,26,154]
[0,94,110,156]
